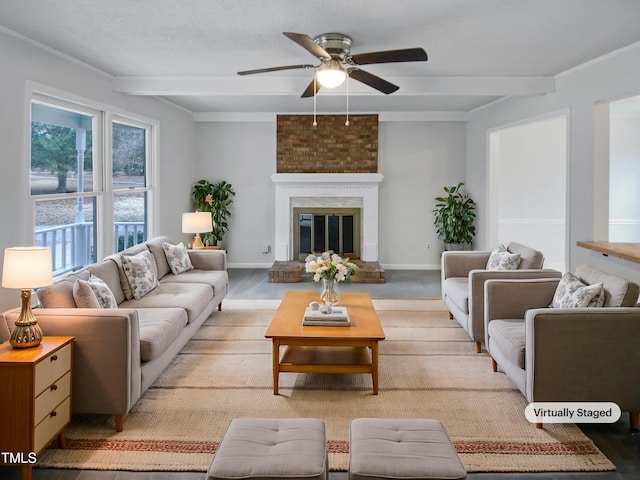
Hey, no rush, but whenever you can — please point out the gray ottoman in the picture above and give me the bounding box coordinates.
[207,418,328,480]
[349,418,467,480]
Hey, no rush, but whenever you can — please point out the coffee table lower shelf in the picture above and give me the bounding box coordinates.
[273,344,379,394]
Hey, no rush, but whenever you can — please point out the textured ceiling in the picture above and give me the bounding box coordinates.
[1,0,640,115]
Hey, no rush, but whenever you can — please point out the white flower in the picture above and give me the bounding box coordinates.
[304,251,357,282]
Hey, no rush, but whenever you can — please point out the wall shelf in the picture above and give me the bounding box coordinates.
[577,241,640,265]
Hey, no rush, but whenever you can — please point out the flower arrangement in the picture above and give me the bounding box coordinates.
[305,251,357,282]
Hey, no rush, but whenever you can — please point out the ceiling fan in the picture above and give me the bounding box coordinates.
[237,32,428,98]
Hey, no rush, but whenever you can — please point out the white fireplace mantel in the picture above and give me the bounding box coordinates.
[272,173,384,262]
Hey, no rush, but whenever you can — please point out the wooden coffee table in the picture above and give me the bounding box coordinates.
[264,291,385,395]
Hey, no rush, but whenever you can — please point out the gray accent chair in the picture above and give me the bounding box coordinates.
[484,265,640,429]
[441,242,560,352]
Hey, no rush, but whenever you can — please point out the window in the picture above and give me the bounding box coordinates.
[30,92,155,275]
[112,119,150,251]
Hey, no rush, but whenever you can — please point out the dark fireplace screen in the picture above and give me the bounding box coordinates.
[294,208,360,261]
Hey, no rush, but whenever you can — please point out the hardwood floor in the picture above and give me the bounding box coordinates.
[2,268,639,479]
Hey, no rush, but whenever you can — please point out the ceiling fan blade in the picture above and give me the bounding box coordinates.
[348,68,399,94]
[350,47,427,65]
[283,32,332,59]
[301,77,322,98]
[237,64,315,75]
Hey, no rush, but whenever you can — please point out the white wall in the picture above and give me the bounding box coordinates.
[467,43,640,284]
[489,115,567,271]
[193,119,467,268]
[609,112,640,241]
[0,30,196,311]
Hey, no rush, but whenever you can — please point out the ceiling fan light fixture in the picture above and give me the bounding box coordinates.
[316,59,346,88]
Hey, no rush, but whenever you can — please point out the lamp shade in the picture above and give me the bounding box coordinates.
[2,247,53,289]
[182,212,213,234]
[316,60,346,88]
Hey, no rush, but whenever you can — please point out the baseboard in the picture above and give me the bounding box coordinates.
[227,263,442,270]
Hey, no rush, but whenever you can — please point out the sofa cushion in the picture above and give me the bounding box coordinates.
[507,242,544,269]
[88,258,126,304]
[146,236,172,279]
[488,319,526,369]
[160,270,228,298]
[162,242,194,275]
[487,244,521,270]
[37,269,90,308]
[136,308,188,362]
[105,243,156,300]
[551,272,604,308]
[73,275,118,308]
[72,278,102,308]
[119,282,213,323]
[443,277,469,314]
[574,264,640,307]
[121,251,159,300]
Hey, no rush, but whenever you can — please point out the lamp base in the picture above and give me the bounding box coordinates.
[10,289,43,349]
[192,233,204,249]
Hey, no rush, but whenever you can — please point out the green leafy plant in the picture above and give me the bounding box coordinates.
[192,179,236,245]
[432,182,476,247]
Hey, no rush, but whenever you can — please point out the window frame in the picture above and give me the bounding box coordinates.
[27,83,158,274]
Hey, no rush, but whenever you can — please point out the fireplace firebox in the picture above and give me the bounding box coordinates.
[294,208,361,261]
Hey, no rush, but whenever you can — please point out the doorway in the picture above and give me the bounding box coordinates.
[488,114,568,272]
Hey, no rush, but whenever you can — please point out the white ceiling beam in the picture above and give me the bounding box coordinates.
[113,75,554,97]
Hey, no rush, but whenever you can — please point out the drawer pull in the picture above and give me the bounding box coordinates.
[50,411,57,418]
[50,384,58,391]
[50,355,58,362]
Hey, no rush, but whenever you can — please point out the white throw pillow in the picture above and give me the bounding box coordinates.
[121,251,159,300]
[486,244,521,270]
[162,242,194,275]
[73,275,118,308]
[551,272,604,308]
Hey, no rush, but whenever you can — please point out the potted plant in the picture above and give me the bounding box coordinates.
[433,182,476,250]
[192,179,236,247]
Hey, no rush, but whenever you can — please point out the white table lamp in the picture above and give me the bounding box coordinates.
[2,247,53,348]
[182,212,213,248]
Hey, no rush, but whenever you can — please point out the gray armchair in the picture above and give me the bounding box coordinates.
[441,242,560,352]
[484,265,640,429]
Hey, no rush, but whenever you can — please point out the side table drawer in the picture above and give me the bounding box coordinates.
[34,371,71,425]
[34,396,71,453]
[35,343,72,394]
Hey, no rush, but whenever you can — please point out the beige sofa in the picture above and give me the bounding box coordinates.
[484,265,640,429]
[441,242,560,352]
[1,236,228,431]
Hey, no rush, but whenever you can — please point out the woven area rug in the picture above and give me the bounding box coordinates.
[37,299,614,473]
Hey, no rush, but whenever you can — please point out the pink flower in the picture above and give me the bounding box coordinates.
[205,194,213,206]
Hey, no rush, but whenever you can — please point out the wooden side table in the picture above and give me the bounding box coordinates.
[0,336,74,480]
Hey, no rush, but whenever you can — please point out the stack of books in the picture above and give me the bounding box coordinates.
[303,306,350,326]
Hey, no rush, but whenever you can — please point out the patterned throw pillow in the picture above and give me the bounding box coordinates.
[486,244,521,270]
[73,275,118,308]
[162,242,194,275]
[121,251,159,300]
[551,272,604,308]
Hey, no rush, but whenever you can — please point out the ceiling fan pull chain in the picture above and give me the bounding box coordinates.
[345,74,350,126]
[313,74,318,126]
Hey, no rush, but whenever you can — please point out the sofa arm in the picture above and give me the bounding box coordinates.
[484,277,561,351]
[3,307,142,421]
[524,308,640,414]
[188,249,227,271]
[469,270,561,345]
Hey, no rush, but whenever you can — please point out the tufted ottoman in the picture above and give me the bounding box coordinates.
[349,418,467,480]
[207,418,328,480]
